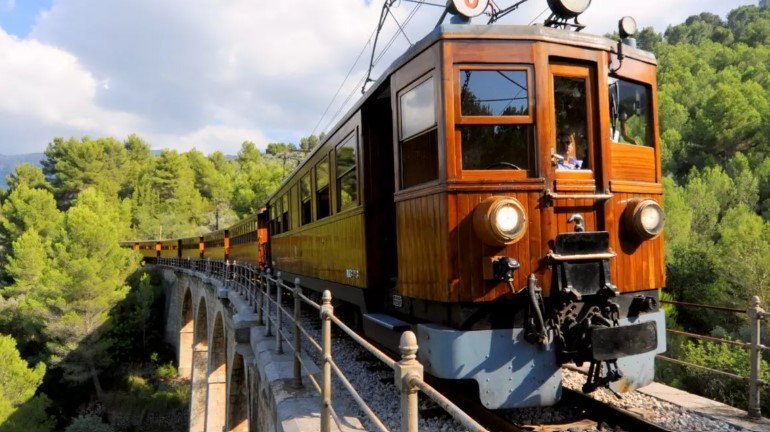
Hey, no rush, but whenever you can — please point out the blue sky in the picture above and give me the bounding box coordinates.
[0,0,52,37]
[0,0,761,155]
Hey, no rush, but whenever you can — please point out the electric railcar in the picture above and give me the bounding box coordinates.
[125,2,666,409]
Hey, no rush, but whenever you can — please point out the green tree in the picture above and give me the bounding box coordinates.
[42,137,129,208]
[0,334,53,432]
[0,186,63,249]
[5,164,49,192]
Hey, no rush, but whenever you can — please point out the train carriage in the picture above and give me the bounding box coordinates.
[128,1,667,411]
[266,6,666,409]
[158,239,179,258]
[228,211,268,266]
[202,229,229,261]
[180,236,203,259]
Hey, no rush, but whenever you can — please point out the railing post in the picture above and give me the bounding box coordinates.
[320,290,333,432]
[276,271,283,354]
[265,270,273,337]
[258,270,267,326]
[293,277,302,388]
[395,331,423,432]
[748,295,765,419]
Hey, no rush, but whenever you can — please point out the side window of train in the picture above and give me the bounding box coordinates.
[457,67,535,174]
[608,77,652,147]
[398,75,438,189]
[281,194,289,231]
[316,156,330,220]
[336,135,358,211]
[300,174,312,225]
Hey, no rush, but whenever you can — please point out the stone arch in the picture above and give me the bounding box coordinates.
[189,297,209,432]
[227,352,249,431]
[206,312,228,432]
[178,289,194,379]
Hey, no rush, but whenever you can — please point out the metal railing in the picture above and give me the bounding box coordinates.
[659,296,767,418]
[152,257,489,432]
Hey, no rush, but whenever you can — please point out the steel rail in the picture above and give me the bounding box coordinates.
[560,388,675,432]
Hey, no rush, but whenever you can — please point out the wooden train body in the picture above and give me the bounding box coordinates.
[124,23,667,409]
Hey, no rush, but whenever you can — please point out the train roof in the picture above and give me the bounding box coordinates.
[269,23,656,201]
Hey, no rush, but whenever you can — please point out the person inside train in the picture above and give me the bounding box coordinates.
[556,130,583,170]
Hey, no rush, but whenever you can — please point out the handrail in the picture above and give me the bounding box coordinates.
[660,296,767,418]
[150,257,491,431]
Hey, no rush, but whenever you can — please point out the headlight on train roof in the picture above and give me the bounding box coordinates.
[473,197,527,246]
[625,198,665,240]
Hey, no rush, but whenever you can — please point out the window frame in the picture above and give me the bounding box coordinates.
[335,132,359,212]
[454,64,535,178]
[454,64,534,126]
[300,174,313,226]
[315,155,331,221]
[398,74,438,142]
[607,75,654,148]
[397,73,441,190]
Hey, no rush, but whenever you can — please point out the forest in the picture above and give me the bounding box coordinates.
[1,2,770,430]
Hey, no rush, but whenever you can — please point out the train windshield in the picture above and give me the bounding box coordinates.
[458,67,534,173]
[554,76,589,171]
[608,77,652,147]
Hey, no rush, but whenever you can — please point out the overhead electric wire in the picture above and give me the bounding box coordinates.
[310,36,373,137]
[528,6,550,25]
[317,0,543,136]
[322,0,424,133]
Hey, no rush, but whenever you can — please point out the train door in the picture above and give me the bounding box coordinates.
[546,63,605,235]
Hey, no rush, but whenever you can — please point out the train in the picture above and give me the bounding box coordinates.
[123,0,666,410]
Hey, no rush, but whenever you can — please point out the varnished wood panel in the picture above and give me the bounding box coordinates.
[395,193,448,300]
[271,210,367,288]
[203,246,225,261]
[447,190,546,302]
[608,192,666,292]
[229,243,259,265]
[610,143,656,182]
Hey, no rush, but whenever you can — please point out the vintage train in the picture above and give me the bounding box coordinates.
[124,0,666,410]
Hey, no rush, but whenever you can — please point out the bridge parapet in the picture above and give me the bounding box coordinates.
[154,260,362,432]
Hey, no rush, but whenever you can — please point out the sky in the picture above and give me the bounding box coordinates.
[0,0,759,155]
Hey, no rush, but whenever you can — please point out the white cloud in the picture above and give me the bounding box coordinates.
[0,0,758,154]
[149,125,270,155]
[0,28,140,153]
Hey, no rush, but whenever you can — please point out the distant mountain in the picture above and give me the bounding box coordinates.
[0,153,45,188]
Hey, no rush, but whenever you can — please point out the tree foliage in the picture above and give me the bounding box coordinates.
[0,334,53,432]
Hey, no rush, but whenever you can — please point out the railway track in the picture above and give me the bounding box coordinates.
[423,374,675,432]
[278,290,676,432]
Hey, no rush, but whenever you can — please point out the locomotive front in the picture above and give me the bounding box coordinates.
[386,11,666,408]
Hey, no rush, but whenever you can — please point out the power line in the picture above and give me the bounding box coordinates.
[310,27,379,137]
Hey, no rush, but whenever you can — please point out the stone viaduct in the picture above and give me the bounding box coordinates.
[157,265,361,432]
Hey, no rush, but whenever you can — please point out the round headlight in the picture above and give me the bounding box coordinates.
[619,16,638,39]
[547,0,591,19]
[624,199,665,240]
[473,197,527,246]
